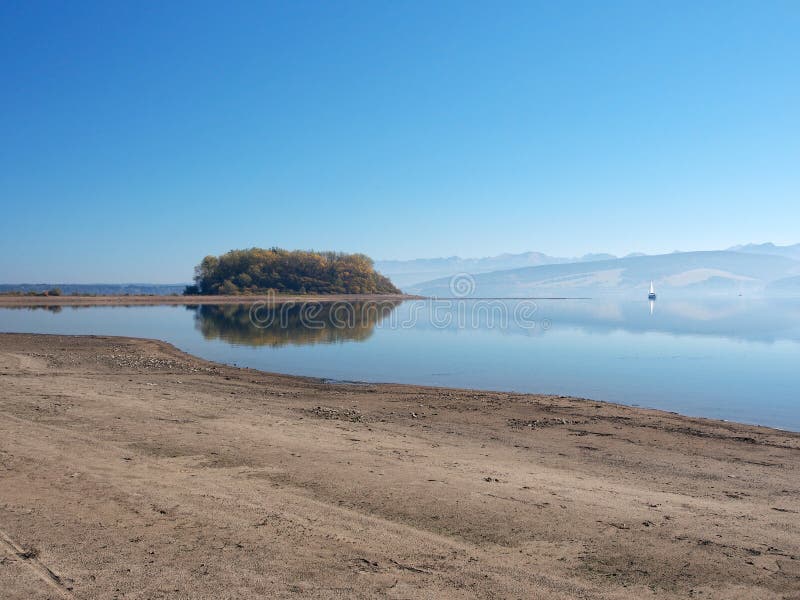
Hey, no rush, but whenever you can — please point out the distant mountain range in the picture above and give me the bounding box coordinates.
[397,246,800,297]
[376,252,618,288]
[727,242,800,261]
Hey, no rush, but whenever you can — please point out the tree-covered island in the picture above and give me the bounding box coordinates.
[185,248,401,295]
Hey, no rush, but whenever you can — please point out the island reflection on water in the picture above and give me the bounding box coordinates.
[189,300,401,347]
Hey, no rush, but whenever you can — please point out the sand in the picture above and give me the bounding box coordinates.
[0,333,798,599]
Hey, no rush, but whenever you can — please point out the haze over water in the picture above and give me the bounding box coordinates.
[2,296,799,431]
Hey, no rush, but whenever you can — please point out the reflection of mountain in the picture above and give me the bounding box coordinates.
[191,301,400,347]
[410,251,800,297]
[768,275,800,293]
[526,298,800,343]
[391,298,800,343]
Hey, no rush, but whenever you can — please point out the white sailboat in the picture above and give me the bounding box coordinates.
[648,280,657,300]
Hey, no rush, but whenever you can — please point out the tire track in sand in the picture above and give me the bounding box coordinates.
[0,526,73,598]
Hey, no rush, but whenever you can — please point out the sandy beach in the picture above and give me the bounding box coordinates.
[0,333,798,599]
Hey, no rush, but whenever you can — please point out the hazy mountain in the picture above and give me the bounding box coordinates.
[409,251,800,297]
[381,242,800,291]
[728,242,800,261]
[376,251,621,288]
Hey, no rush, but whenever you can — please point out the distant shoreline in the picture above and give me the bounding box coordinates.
[0,294,604,307]
[0,293,421,307]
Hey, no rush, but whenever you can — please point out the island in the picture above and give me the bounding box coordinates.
[186,248,401,296]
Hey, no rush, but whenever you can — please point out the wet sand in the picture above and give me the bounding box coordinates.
[0,333,798,599]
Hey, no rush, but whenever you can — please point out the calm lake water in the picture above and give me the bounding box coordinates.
[2,297,799,431]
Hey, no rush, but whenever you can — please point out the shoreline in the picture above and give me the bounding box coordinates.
[0,294,600,308]
[1,332,798,598]
[0,293,420,307]
[0,332,795,435]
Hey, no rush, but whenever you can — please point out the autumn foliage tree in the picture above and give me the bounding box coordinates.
[188,248,401,295]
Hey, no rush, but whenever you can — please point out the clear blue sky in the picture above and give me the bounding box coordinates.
[1,1,798,282]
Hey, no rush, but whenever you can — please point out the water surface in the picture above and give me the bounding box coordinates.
[1,297,799,430]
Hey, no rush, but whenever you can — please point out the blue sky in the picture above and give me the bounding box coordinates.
[1,1,798,282]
